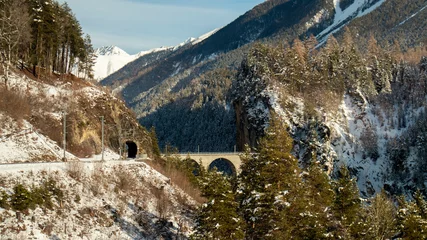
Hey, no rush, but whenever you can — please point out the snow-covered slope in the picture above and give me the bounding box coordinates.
[0,71,197,239]
[192,28,221,45]
[0,73,80,163]
[172,28,221,50]
[0,157,196,239]
[0,115,77,163]
[0,66,155,161]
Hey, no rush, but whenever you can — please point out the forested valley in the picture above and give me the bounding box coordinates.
[190,29,427,239]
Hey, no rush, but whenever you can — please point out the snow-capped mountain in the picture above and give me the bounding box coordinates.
[93,28,221,81]
[95,45,129,56]
[93,46,139,81]
[93,45,179,81]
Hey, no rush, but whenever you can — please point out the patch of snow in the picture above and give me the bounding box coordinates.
[92,45,175,81]
[317,0,386,46]
[0,119,77,163]
[397,3,427,26]
[266,84,305,134]
[305,9,327,29]
[78,86,106,100]
[171,62,182,77]
[135,46,172,58]
[192,28,221,45]
[80,148,121,162]
[208,53,218,61]
[324,92,427,196]
[95,46,129,56]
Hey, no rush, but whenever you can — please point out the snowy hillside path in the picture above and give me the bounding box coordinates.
[0,157,146,174]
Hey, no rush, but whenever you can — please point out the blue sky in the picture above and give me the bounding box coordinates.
[58,0,264,54]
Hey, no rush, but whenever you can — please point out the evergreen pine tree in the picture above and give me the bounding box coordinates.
[341,27,373,96]
[322,36,345,97]
[80,34,95,79]
[397,191,427,239]
[238,113,303,239]
[289,38,308,93]
[150,127,161,157]
[298,160,335,239]
[27,0,88,76]
[192,168,244,240]
[365,190,397,240]
[367,34,392,94]
[331,166,364,239]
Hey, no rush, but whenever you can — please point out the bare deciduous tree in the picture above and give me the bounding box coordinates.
[0,0,31,88]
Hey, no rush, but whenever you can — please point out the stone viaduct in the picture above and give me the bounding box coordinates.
[177,152,242,175]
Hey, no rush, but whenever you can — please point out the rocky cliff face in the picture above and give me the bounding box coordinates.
[0,70,154,161]
[234,99,261,151]
[232,43,427,197]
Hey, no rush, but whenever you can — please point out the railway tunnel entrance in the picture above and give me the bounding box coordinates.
[126,141,138,158]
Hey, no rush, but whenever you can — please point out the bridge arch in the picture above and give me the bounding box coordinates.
[209,158,236,176]
[176,153,242,174]
[183,158,201,176]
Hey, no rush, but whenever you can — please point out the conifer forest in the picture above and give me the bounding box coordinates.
[1,0,427,239]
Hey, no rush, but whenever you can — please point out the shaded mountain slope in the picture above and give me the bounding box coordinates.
[103,0,426,152]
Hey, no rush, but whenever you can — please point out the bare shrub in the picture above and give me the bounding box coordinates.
[135,212,150,229]
[117,199,127,215]
[90,183,103,197]
[89,176,104,197]
[113,166,137,195]
[71,140,94,158]
[108,233,123,240]
[66,161,85,180]
[151,187,170,220]
[30,114,62,145]
[144,160,205,203]
[0,87,30,123]
[115,172,133,193]
[40,222,54,236]
[176,192,197,212]
[90,162,106,196]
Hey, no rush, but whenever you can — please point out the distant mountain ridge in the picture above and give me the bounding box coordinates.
[94,28,221,81]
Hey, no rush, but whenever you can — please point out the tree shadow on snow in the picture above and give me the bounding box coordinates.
[106,204,185,240]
